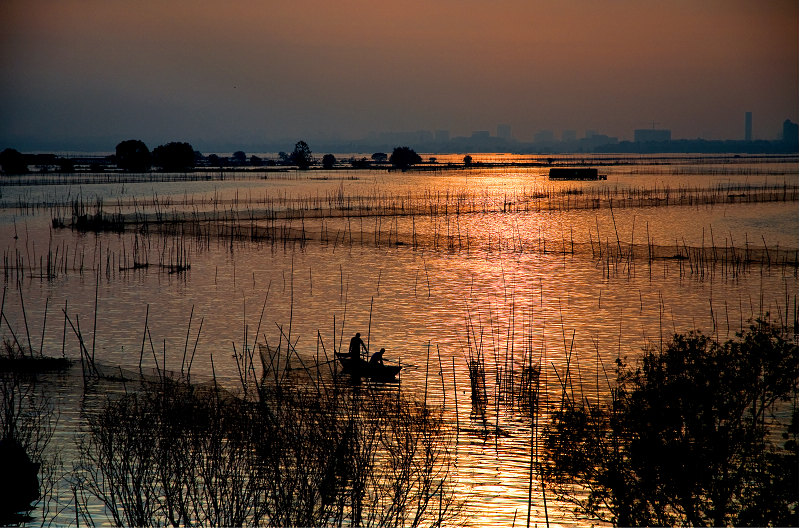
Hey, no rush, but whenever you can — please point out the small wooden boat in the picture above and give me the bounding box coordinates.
[335,351,401,382]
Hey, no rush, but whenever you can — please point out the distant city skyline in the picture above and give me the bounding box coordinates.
[204,114,797,155]
[1,1,796,152]
[3,112,795,153]
[8,113,796,155]
[5,111,796,155]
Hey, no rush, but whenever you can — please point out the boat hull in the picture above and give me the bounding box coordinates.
[336,353,401,381]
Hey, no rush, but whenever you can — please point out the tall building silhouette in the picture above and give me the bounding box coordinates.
[745,112,752,141]
[497,124,512,140]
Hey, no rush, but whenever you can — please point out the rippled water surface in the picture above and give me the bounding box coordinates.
[0,154,797,526]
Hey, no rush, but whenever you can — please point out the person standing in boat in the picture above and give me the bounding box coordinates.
[348,332,367,361]
[369,348,387,366]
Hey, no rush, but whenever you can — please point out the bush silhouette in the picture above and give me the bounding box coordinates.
[0,148,28,175]
[152,142,196,172]
[389,147,421,170]
[543,318,798,527]
[321,153,336,169]
[115,140,151,172]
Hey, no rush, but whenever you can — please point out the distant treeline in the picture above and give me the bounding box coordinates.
[0,141,436,175]
[2,137,798,176]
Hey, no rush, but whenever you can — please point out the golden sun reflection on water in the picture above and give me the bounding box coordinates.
[0,156,796,526]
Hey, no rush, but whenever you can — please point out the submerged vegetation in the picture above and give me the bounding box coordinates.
[542,318,798,527]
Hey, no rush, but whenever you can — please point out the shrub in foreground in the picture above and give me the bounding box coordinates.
[543,318,798,527]
[76,378,460,527]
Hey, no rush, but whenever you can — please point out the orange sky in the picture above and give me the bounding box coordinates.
[1,0,797,150]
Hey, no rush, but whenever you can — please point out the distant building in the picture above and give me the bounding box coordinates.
[534,130,555,144]
[580,134,618,151]
[561,130,577,142]
[634,129,671,143]
[496,124,512,140]
[783,119,798,145]
[584,129,598,139]
[745,112,752,141]
[471,130,490,139]
[435,129,450,143]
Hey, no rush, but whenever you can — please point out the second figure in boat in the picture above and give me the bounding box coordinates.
[369,348,387,366]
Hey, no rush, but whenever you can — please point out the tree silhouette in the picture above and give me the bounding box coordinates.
[543,319,798,527]
[0,148,28,175]
[463,154,473,166]
[389,146,422,170]
[58,157,75,173]
[290,141,312,170]
[232,151,247,166]
[371,152,387,163]
[321,153,336,169]
[115,140,151,172]
[152,142,196,172]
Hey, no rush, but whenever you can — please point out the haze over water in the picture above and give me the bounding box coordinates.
[2,1,797,150]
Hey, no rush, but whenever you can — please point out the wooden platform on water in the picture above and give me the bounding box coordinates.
[549,167,607,180]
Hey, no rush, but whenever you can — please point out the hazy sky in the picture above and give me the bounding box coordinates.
[1,0,797,151]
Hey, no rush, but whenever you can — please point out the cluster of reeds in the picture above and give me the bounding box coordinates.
[2,226,191,284]
[467,358,487,415]
[16,177,789,227]
[0,170,251,189]
[73,357,462,527]
[460,286,569,526]
[587,215,798,282]
[2,225,75,282]
[626,162,797,176]
[5,173,793,286]
[125,203,795,286]
[462,289,546,432]
[0,283,73,373]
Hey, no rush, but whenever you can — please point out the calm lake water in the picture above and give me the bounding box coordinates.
[1,153,797,526]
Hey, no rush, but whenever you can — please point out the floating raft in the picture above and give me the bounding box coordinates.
[548,167,607,180]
